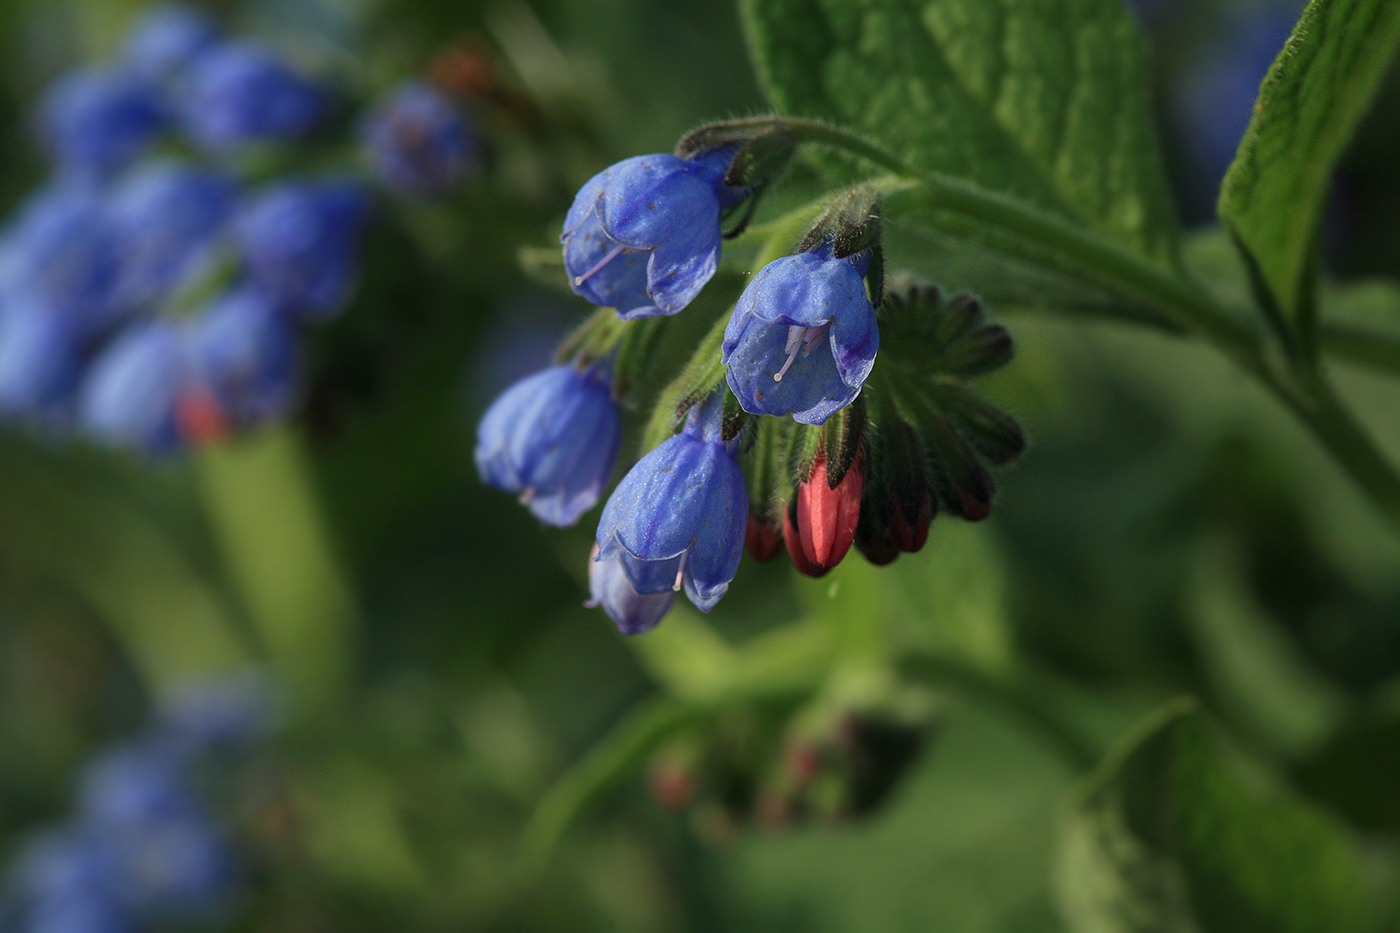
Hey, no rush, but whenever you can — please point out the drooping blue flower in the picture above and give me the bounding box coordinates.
[108,162,239,310]
[106,809,234,922]
[37,67,167,176]
[79,319,187,454]
[180,41,326,150]
[0,299,84,417]
[123,5,222,79]
[560,147,742,320]
[185,287,299,430]
[361,81,477,197]
[721,243,878,426]
[11,830,130,932]
[476,363,621,527]
[237,178,368,317]
[587,544,676,636]
[594,391,747,616]
[77,744,199,827]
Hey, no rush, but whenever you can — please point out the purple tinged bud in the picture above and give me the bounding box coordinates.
[109,163,239,310]
[37,67,167,176]
[594,392,747,618]
[237,178,369,318]
[476,364,622,527]
[722,243,878,426]
[79,319,187,454]
[560,147,742,320]
[124,5,222,79]
[180,41,326,150]
[587,543,676,635]
[361,81,477,197]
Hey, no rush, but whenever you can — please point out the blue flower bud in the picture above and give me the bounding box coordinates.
[186,288,298,431]
[79,319,186,454]
[561,148,741,320]
[587,543,676,635]
[361,81,477,197]
[237,178,368,318]
[721,244,878,425]
[594,392,747,615]
[37,67,166,176]
[77,744,198,827]
[109,163,239,310]
[476,364,621,527]
[124,5,222,79]
[0,300,83,417]
[156,671,277,751]
[180,41,326,150]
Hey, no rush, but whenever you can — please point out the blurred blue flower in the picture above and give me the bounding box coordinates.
[0,300,84,417]
[123,4,222,79]
[237,178,368,317]
[1174,6,1300,190]
[37,67,166,176]
[107,810,234,922]
[594,392,747,616]
[587,544,676,636]
[79,319,186,454]
[156,670,277,751]
[186,288,298,431]
[109,162,239,310]
[722,243,878,425]
[561,147,741,320]
[3,183,123,332]
[77,744,198,826]
[362,81,477,197]
[180,41,326,150]
[476,363,622,527]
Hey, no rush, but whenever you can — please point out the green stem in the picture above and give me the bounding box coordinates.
[197,427,360,719]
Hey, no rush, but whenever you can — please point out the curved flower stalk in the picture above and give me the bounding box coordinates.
[593,391,747,629]
[561,147,746,320]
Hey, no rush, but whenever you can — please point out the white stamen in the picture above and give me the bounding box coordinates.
[574,243,628,286]
[774,325,806,382]
[519,487,535,505]
[672,550,689,592]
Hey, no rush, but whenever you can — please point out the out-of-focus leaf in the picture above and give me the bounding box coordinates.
[739,0,1179,263]
[1218,0,1400,338]
[1291,709,1400,833]
[1055,700,1371,933]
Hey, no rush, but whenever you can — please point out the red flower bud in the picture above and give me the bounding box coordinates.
[746,512,783,563]
[783,508,831,577]
[795,448,864,569]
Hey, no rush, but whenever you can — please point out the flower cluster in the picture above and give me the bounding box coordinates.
[1,674,275,930]
[478,119,1025,635]
[0,5,478,456]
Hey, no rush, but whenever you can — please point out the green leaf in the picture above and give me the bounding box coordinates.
[1218,0,1400,341]
[739,0,1179,263]
[1055,700,1373,933]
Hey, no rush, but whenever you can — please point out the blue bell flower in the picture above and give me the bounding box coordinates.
[180,41,326,150]
[721,243,878,425]
[0,299,84,418]
[594,392,747,615]
[587,544,676,636]
[560,148,741,320]
[109,163,239,310]
[361,81,477,197]
[37,67,166,176]
[79,319,187,454]
[237,178,368,318]
[185,288,298,431]
[476,363,621,527]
